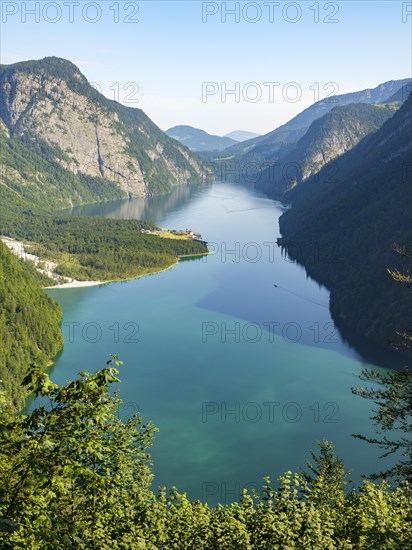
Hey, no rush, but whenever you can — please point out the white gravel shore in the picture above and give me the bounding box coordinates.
[43,280,105,289]
[1,236,103,289]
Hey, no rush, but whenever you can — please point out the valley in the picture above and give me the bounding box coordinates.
[1,56,410,425]
[0,31,410,544]
[43,180,404,503]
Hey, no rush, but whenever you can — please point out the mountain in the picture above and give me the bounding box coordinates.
[266,79,411,136]
[0,240,63,408]
[0,53,213,410]
[166,125,237,151]
[214,79,411,172]
[0,120,209,288]
[0,57,207,203]
[0,117,125,211]
[256,103,397,198]
[224,130,260,142]
[382,81,412,105]
[278,93,412,357]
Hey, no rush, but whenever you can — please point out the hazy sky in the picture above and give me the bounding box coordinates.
[1,1,411,135]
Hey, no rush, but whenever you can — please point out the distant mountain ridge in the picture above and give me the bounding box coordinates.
[382,81,412,104]
[166,125,237,151]
[0,57,207,205]
[224,130,260,142]
[217,78,411,167]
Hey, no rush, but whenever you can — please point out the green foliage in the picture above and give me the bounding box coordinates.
[350,253,412,481]
[0,357,157,549]
[0,362,411,549]
[18,257,57,287]
[0,242,63,409]
[387,244,412,349]
[0,136,208,283]
[0,121,208,284]
[301,438,350,507]
[352,368,412,482]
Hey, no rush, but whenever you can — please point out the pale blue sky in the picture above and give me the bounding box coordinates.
[1,1,411,134]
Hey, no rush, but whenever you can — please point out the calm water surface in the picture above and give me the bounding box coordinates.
[46,181,396,504]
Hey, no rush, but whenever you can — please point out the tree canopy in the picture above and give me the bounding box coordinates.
[1,358,411,549]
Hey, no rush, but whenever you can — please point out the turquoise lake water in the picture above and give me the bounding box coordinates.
[46,181,396,504]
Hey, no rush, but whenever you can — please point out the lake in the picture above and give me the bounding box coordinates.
[46,181,396,504]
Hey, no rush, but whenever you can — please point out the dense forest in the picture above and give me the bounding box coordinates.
[0,360,410,549]
[0,212,208,282]
[278,93,412,356]
[0,241,63,409]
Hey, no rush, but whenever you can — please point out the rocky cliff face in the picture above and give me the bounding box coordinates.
[0,57,207,199]
[290,103,397,182]
[256,103,397,198]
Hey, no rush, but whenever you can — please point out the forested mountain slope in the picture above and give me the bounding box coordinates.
[0,241,63,409]
[256,103,396,198]
[278,93,412,355]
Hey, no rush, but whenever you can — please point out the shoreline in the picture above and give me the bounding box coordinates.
[43,280,106,289]
[1,236,104,289]
[2,234,211,291]
[43,263,178,290]
[43,251,213,290]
